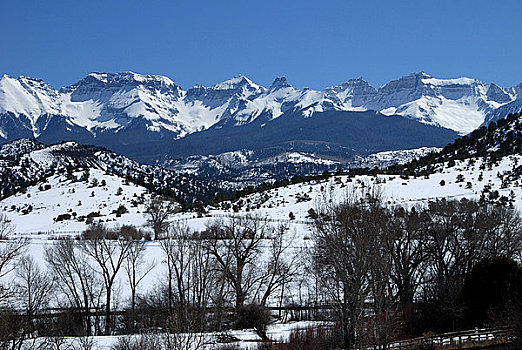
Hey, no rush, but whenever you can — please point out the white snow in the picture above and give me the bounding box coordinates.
[0,72,516,139]
[1,169,151,234]
[3,153,521,238]
[2,152,522,349]
[421,77,477,86]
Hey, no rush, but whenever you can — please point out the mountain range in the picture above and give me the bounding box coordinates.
[0,71,520,165]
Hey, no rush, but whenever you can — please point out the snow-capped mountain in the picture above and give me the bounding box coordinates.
[0,71,519,164]
[369,73,518,134]
[481,83,522,126]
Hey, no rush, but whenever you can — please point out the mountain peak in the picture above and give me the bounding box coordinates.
[85,71,176,86]
[87,71,109,82]
[409,71,432,78]
[270,76,291,90]
[336,77,373,88]
[0,74,46,85]
[212,75,259,90]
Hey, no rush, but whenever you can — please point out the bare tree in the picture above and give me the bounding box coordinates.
[144,196,179,240]
[0,215,27,304]
[159,222,217,332]
[253,224,299,307]
[418,199,522,331]
[160,224,192,318]
[6,255,54,348]
[16,255,54,318]
[0,212,13,239]
[204,215,272,318]
[385,205,430,307]
[310,189,384,349]
[124,232,155,333]
[160,225,190,313]
[45,238,103,335]
[186,234,216,331]
[481,202,522,259]
[81,224,132,335]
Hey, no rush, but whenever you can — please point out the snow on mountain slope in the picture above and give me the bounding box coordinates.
[351,146,441,168]
[371,73,517,134]
[60,72,190,135]
[482,83,522,126]
[0,75,61,121]
[1,71,518,144]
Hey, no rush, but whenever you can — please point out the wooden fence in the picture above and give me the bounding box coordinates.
[386,328,511,349]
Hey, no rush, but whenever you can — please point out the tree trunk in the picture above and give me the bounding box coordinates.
[82,292,92,335]
[130,287,136,334]
[168,268,173,314]
[105,288,111,335]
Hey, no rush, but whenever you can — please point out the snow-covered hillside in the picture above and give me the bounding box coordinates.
[166,149,342,188]
[1,140,521,350]
[0,139,218,203]
[2,168,151,233]
[350,146,441,169]
[3,152,521,236]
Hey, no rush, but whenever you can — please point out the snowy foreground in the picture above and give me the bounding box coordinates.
[19,321,326,349]
[2,155,522,348]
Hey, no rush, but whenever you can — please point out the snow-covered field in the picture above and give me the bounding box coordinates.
[19,321,326,350]
[2,155,520,299]
[1,154,522,348]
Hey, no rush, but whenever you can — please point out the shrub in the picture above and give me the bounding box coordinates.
[54,213,72,222]
[460,256,522,328]
[112,205,128,217]
[275,325,342,350]
[236,304,272,341]
[119,225,145,240]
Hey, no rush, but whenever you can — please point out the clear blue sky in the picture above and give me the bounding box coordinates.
[1,0,521,90]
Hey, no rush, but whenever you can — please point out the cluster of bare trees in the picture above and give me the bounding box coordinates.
[0,201,301,348]
[44,224,150,337]
[146,216,299,341]
[310,188,522,349]
[0,219,152,349]
[202,217,298,338]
